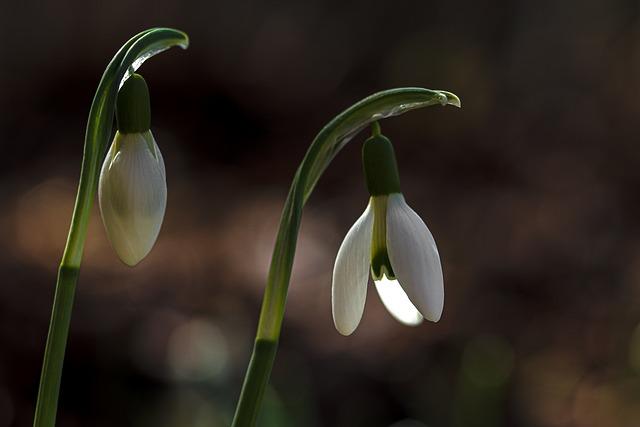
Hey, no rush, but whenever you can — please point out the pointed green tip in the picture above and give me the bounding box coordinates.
[179,32,190,49]
[440,91,461,108]
[116,73,151,133]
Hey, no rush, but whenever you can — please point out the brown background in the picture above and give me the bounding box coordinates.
[2,0,640,426]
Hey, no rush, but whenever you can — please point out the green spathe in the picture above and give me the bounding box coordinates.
[116,73,151,133]
[362,123,401,196]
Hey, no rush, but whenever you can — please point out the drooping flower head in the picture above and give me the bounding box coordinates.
[98,74,167,266]
[332,122,444,335]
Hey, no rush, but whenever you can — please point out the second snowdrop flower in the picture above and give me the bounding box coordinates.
[98,73,167,266]
[332,122,444,335]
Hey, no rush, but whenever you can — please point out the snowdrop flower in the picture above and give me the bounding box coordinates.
[332,123,444,335]
[98,74,166,266]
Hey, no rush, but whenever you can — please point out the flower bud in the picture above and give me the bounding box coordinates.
[98,74,166,266]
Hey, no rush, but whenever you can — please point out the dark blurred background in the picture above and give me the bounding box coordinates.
[2,0,640,426]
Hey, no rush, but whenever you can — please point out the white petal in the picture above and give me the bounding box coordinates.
[374,276,423,325]
[386,193,444,322]
[332,201,374,335]
[98,130,167,266]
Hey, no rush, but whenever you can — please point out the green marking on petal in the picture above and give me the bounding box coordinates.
[369,196,395,280]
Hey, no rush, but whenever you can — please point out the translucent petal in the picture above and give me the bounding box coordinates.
[386,194,444,322]
[332,201,374,335]
[98,130,166,266]
[374,276,423,326]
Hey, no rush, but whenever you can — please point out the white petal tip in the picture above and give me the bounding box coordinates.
[332,297,362,336]
[119,253,146,267]
[334,322,357,336]
[419,287,444,322]
[423,308,443,323]
[374,277,424,326]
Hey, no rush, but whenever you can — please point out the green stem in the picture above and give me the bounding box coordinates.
[33,28,188,427]
[231,88,460,426]
[371,120,381,137]
[231,339,278,426]
[32,267,78,426]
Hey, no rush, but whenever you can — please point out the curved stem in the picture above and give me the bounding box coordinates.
[33,28,188,427]
[231,88,460,426]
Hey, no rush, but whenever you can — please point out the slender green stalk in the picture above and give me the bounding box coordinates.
[232,88,460,426]
[232,339,278,426]
[33,28,188,427]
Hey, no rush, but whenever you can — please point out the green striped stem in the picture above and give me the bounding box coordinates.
[232,88,460,426]
[33,28,188,427]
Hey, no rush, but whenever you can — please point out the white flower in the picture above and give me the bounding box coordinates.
[98,130,166,266]
[332,193,444,335]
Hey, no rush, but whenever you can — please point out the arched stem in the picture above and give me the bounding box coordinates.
[33,28,188,427]
[231,88,460,426]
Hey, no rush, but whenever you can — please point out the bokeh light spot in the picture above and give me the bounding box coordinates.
[462,335,514,388]
[167,318,230,382]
